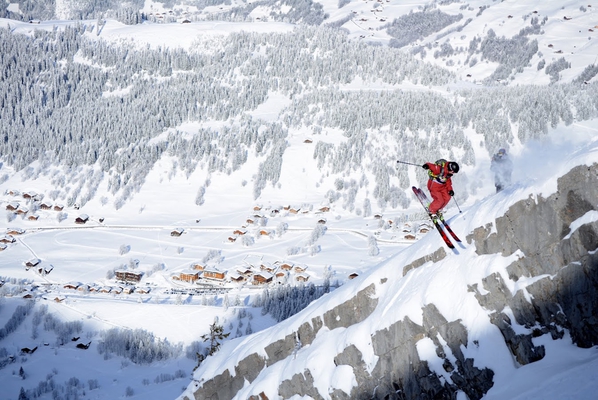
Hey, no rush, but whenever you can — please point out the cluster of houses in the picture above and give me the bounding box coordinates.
[173,259,311,287]
[4,189,65,221]
[226,204,332,243]
[58,271,151,298]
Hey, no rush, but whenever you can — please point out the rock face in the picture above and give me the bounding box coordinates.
[467,163,598,354]
[188,163,598,400]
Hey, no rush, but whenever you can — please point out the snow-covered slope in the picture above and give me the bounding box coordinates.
[182,131,598,399]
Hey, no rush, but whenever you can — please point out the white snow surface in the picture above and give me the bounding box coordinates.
[0,1,597,400]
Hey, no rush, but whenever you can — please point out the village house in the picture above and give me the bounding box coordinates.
[294,265,308,273]
[277,262,294,271]
[16,206,29,215]
[253,271,273,285]
[0,235,16,243]
[122,286,135,294]
[170,227,184,237]
[63,282,81,290]
[39,201,53,210]
[229,273,245,283]
[5,202,19,211]
[236,266,254,276]
[202,269,226,282]
[75,214,89,224]
[179,270,200,283]
[25,258,41,268]
[260,262,277,274]
[115,270,143,283]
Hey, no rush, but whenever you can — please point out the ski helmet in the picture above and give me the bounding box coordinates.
[447,161,460,173]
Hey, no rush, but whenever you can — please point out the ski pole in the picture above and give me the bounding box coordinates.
[452,196,462,213]
[396,160,422,167]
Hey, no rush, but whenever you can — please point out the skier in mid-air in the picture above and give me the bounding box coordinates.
[422,159,459,220]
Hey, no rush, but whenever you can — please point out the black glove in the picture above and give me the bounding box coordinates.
[448,190,454,196]
[422,164,429,170]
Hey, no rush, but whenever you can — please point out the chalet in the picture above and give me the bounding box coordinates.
[38,265,53,276]
[318,206,330,212]
[418,224,431,234]
[295,274,310,282]
[278,262,294,271]
[294,265,308,273]
[22,191,37,200]
[233,229,247,236]
[227,236,237,242]
[564,16,572,20]
[229,273,245,283]
[253,205,262,211]
[39,201,53,210]
[7,189,20,196]
[77,284,90,292]
[16,206,29,215]
[53,204,64,211]
[402,223,412,233]
[288,207,300,214]
[180,271,199,283]
[181,19,191,24]
[122,286,135,294]
[404,234,417,240]
[374,213,383,219]
[115,271,143,283]
[99,287,112,294]
[203,269,226,281]
[171,228,184,237]
[88,285,98,293]
[27,214,39,221]
[6,202,19,211]
[53,296,66,302]
[22,291,34,299]
[25,258,41,268]
[112,287,123,294]
[303,138,313,144]
[0,235,16,243]
[63,282,81,290]
[6,227,23,235]
[246,218,255,225]
[275,271,288,284]
[0,243,6,251]
[75,214,89,224]
[191,263,205,271]
[237,266,254,276]
[135,287,151,294]
[259,229,271,236]
[253,271,273,285]
[260,262,276,273]
[348,273,359,280]
[76,342,91,350]
[317,219,327,225]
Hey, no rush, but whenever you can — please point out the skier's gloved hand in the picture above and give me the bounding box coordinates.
[422,164,429,170]
[448,190,454,196]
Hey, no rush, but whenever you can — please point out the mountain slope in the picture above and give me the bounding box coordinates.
[182,139,598,399]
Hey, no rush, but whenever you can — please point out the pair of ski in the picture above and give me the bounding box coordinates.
[412,186,461,249]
